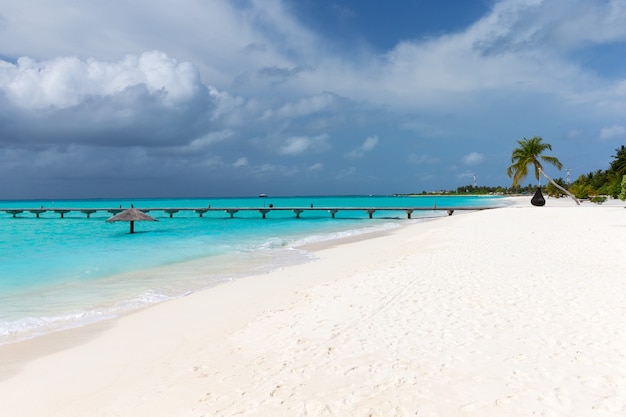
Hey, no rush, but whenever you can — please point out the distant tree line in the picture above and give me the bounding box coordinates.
[407,183,546,195]
[452,184,537,195]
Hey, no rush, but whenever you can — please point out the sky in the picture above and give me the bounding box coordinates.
[1,0,626,199]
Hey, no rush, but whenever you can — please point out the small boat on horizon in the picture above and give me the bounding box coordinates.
[259,193,267,198]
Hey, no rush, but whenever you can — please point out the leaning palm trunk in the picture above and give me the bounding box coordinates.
[538,167,580,205]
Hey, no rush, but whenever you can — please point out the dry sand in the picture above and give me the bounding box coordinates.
[1,197,626,416]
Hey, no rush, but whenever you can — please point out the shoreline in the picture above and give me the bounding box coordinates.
[0,206,465,350]
[0,209,415,347]
[0,219,416,376]
[2,197,626,416]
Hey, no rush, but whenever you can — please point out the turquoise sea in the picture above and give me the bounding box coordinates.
[0,195,503,345]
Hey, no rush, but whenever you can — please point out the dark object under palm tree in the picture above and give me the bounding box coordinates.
[507,136,579,205]
[531,187,546,206]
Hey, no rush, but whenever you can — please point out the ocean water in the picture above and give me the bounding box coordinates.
[0,195,502,344]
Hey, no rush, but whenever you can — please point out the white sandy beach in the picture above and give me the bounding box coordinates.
[1,196,626,416]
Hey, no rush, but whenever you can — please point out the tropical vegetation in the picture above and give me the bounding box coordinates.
[410,142,626,202]
[506,136,579,204]
[568,145,626,200]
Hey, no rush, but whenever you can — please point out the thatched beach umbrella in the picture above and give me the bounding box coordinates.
[106,208,158,234]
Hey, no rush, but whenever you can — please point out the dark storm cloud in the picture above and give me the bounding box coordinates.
[0,52,219,149]
[1,84,217,148]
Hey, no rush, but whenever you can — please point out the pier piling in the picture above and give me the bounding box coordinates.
[55,210,70,218]
[164,209,179,218]
[225,209,239,218]
[81,210,97,218]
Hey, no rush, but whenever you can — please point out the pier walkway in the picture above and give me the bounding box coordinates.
[1,206,494,219]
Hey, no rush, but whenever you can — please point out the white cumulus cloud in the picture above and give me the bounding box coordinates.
[462,152,485,165]
[599,125,626,140]
[0,51,202,110]
[345,135,379,159]
[308,162,324,171]
[278,134,331,155]
[233,157,249,168]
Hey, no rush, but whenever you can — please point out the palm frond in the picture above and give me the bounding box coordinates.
[539,155,563,170]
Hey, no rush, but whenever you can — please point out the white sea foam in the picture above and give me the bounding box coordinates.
[0,290,175,345]
[288,220,403,248]
[0,309,113,345]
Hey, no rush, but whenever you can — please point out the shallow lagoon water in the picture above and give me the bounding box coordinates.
[0,195,501,344]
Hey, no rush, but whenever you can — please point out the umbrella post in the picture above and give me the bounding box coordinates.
[130,221,135,234]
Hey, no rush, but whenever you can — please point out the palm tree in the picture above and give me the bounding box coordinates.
[507,136,580,205]
[609,145,626,177]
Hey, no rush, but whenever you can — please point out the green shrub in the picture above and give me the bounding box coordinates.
[569,183,593,199]
[619,175,626,201]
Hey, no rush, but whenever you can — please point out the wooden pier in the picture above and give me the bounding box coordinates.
[1,206,493,219]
